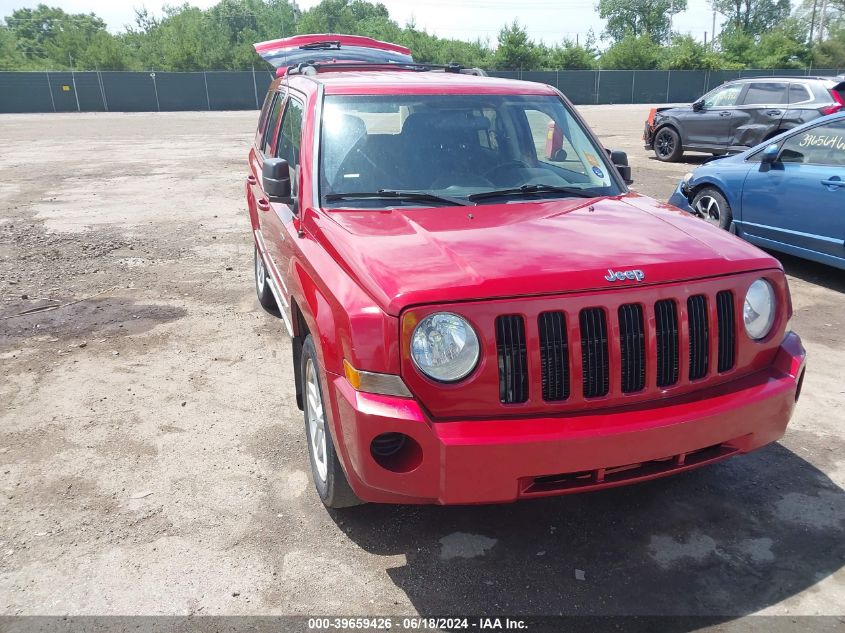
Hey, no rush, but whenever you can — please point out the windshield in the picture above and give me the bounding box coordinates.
[319,94,623,208]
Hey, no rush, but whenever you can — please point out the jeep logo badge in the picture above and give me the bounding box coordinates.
[605,268,645,282]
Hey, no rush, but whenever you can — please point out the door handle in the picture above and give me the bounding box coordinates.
[821,179,844,189]
[719,111,731,117]
[247,175,257,185]
[257,198,271,211]
[766,110,782,116]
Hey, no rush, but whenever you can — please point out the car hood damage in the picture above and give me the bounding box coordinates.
[314,194,779,315]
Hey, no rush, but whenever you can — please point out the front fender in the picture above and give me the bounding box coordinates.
[287,210,400,378]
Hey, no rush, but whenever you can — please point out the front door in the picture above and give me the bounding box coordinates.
[741,119,845,262]
[684,83,744,148]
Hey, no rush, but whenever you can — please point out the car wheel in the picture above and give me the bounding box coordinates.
[301,335,362,509]
[254,245,277,312]
[692,187,733,231]
[654,127,683,162]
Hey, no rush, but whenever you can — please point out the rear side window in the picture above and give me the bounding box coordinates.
[262,93,284,155]
[788,83,812,104]
[743,82,788,105]
[779,120,845,165]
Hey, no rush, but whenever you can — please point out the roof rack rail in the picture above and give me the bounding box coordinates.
[287,61,488,77]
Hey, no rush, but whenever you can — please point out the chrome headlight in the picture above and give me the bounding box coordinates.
[410,312,480,382]
[744,279,776,340]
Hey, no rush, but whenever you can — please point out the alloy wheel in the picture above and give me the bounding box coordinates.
[255,249,266,294]
[656,131,675,158]
[305,358,328,483]
[694,195,721,227]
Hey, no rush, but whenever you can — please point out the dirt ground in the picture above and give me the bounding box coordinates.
[1,106,844,622]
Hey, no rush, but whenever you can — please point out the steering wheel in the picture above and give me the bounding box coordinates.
[483,160,532,184]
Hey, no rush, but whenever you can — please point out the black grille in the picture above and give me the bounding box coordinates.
[496,315,528,403]
[688,295,709,380]
[618,304,646,393]
[716,291,736,373]
[579,308,609,398]
[655,299,679,387]
[538,312,570,401]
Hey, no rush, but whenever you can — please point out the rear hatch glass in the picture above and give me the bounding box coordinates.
[254,34,413,70]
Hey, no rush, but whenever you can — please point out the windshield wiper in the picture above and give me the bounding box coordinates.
[324,189,468,207]
[467,183,597,202]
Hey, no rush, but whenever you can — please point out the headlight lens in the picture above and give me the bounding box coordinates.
[410,312,480,382]
[744,279,776,340]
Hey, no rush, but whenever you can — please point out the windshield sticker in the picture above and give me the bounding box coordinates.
[592,166,605,178]
[799,133,845,150]
[585,152,600,167]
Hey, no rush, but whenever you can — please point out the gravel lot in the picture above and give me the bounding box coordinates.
[1,105,844,622]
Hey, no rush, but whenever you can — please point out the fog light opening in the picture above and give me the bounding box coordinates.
[370,433,422,473]
[795,367,806,402]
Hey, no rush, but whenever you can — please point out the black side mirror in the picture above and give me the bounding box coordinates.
[692,100,704,112]
[610,149,633,185]
[262,158,293,204]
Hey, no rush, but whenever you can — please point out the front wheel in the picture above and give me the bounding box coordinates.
[692,187,733,231]
[653,127,683,162]
[301,335,362,509]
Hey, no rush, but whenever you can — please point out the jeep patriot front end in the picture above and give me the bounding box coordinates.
[245,35,806,507]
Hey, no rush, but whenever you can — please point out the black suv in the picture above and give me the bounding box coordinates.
[644,75,845,162]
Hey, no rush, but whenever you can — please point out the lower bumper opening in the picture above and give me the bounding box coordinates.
[520,442,739,496]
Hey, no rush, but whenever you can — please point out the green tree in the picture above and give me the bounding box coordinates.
[598,0,687,44]
[493,21,542,70]
[600,33,661,69]
[813,24,845,66]
[711,0,792,37]
[545,32,599,69]
[659,34,734,69]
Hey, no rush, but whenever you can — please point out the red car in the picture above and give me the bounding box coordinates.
[246,35,806,507]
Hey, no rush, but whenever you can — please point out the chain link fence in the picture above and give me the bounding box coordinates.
[1,68,843,113]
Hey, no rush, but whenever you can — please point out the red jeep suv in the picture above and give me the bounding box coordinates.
[246,35,806,507]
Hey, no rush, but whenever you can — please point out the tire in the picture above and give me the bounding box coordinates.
[301,335,362,508]
[653,126,683,162]
[692,187,733,231]
[254,245,277,313]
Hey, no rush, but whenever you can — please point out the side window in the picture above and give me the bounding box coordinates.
[789,83,812,104]
[262,93,284,155]
[277,97,304,167]
[742,82,788,106]
[524,109,578,169]
[703,84,743,108]
[780,121,845,165]
[277,97,305,195]
[254,91,274,148]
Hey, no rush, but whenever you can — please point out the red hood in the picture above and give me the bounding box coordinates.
[310,193,780,316]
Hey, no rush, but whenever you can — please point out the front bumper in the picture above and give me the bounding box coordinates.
[326,333,805,505]
[668,179,694,213]
[643,122,655,149]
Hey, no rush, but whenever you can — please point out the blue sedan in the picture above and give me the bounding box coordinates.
[669,112,845,271]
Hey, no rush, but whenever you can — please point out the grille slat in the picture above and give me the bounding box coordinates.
[717,291,736,373]
[655,299,679,387]
[688,295,709,380]
[619,304,646,393]
[496,315,528,403]
[580,308,609,398]
[539,312,570,401]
